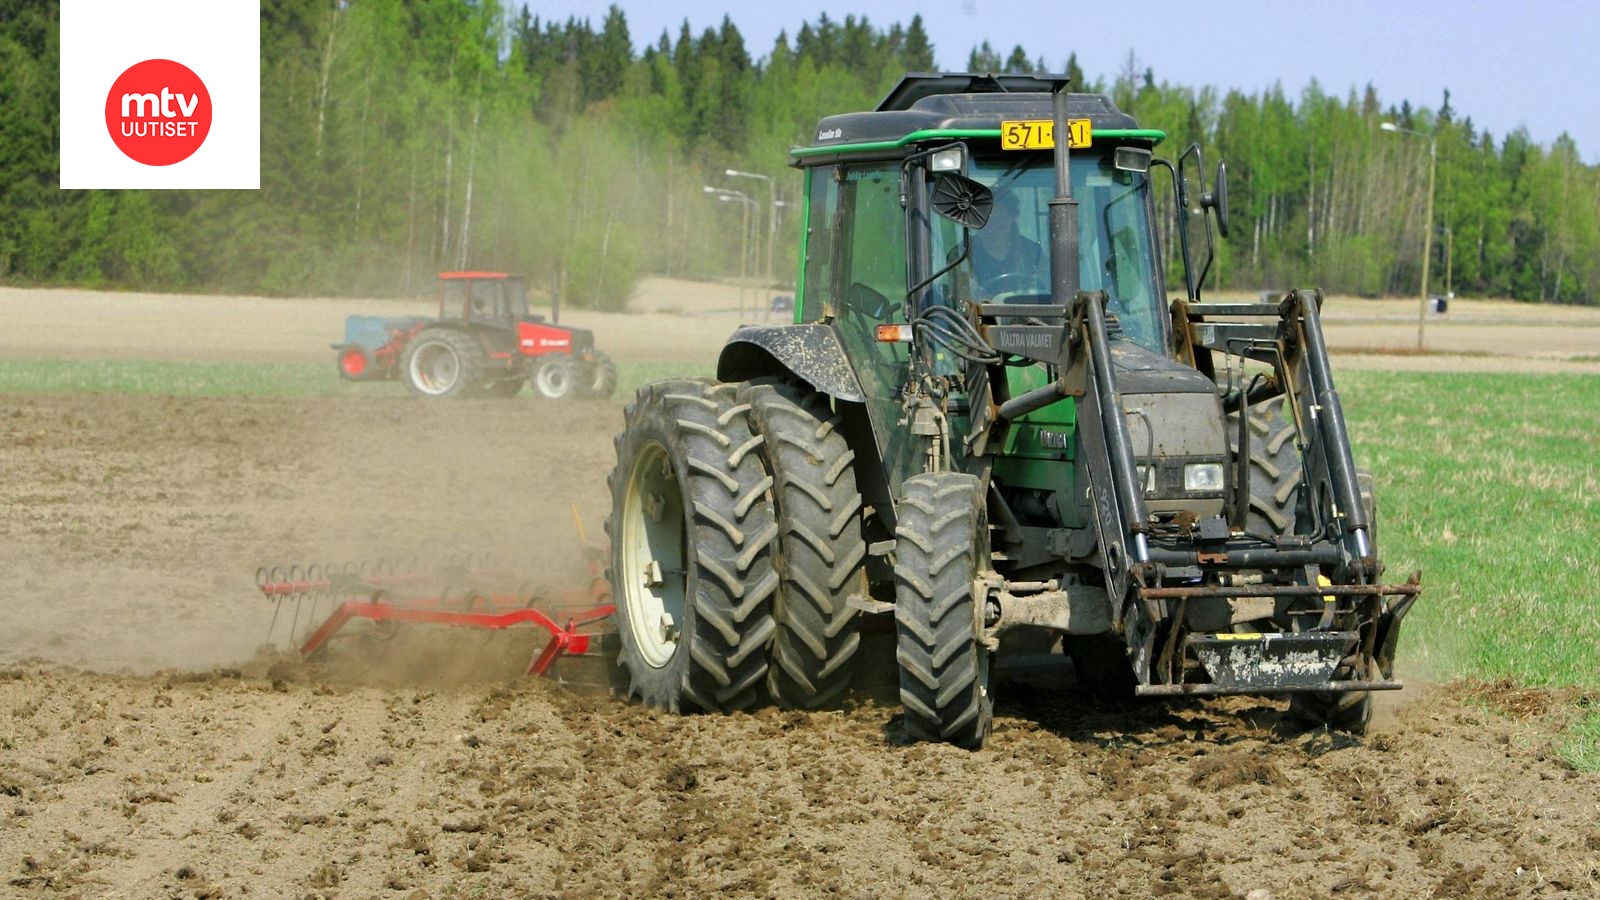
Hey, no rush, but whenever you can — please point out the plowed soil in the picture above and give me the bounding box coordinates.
[2,287,1598,896]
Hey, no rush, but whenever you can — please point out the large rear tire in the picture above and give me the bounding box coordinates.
[605,379,780,713]
[742,380,865,708]
[1234,396,1374,733]
[894,473,992,749]
[401,330,485,399]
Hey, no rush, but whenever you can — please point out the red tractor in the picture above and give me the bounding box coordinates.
[333,272,616,400]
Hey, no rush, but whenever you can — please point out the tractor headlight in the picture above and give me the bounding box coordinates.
[1184,462,1225,493]
[930,147,964,172]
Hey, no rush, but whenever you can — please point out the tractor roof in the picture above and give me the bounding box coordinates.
[791,72,1164,167]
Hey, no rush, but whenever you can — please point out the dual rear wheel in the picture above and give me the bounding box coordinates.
[607,379,866,713]
[607,378,995,748]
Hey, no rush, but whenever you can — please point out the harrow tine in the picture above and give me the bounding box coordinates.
[266,596,285,646]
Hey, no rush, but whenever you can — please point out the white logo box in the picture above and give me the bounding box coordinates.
[60,0,259,189]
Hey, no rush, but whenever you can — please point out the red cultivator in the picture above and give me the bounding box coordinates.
[254,556,617,681]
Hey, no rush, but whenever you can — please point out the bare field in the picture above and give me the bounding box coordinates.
[1,283,1598,895]
[3,279,1598,373]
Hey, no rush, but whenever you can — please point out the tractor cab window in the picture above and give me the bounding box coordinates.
[803,162,912,402]
[442,279,472,318]
[931,152,1164,352]
[441,279,529,322]
[503,279,531,319]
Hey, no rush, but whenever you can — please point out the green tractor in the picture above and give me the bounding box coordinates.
[606,73,1419,747]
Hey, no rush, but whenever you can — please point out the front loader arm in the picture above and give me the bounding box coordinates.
[1186,289,1374,580]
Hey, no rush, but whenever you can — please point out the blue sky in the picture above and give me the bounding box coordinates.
[524,0,1600,161]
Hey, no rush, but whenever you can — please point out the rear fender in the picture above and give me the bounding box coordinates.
[717,324,865,403]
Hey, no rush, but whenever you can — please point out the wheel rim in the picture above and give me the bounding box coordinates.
[340,349,367,376]
[409,342,460,395]
[535,360,571,397]
[620,440,686,668]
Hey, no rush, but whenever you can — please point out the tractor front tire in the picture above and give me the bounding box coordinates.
[894,472,992,749]
[1063,635,1138,703]
[1287,468,1379,734]
[1230,395,1302,537]
[605,379,780,713]
[742,380,865,708]
[1235,397,1376,734]
[579,352,619,400]
[401,329,486,399]
[531,356,578,400]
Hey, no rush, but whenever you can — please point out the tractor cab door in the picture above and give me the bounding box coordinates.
[441,278,511,327]
[802,162,922,500]
[503,277,545,323]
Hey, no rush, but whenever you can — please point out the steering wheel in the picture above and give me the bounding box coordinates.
[972,272,1049,302]
[980,272,1040,299]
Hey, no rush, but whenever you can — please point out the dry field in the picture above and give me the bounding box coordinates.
[3,278,1598,372]
[1,281,1598,896]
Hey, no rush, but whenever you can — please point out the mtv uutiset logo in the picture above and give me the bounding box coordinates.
[61,1,258,189]
[105,59,213,166]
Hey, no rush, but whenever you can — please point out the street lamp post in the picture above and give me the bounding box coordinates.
[1380,121,1436,350]
[704,185,754,317]
[725,169,776,286]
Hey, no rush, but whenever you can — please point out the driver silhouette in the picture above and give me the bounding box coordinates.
[969,190,1043,297]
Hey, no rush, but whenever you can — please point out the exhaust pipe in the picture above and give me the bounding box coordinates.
[1048,81,1079,309]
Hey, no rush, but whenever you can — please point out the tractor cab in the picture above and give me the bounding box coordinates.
[437,272,541,325]
[925,146,1167,351]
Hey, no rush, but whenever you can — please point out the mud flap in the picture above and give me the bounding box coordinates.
[1188,632,1354,690]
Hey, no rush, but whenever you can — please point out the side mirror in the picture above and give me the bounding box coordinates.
[1203,160,1230,239]
[931,172,993,229]
[1177,142,1214,300]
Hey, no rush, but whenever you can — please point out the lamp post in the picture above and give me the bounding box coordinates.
[1380,121,1436,350]
[725,168,776,285]
[704,185,754,317]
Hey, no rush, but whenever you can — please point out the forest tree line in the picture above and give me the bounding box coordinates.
[1,1,1595,307]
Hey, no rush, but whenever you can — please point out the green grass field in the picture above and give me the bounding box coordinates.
[0,358,706,403]
[1338,372,1599,690]
[3,358,1595,755]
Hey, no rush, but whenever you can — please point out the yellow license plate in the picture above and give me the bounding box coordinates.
[1001,119,1092,150]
